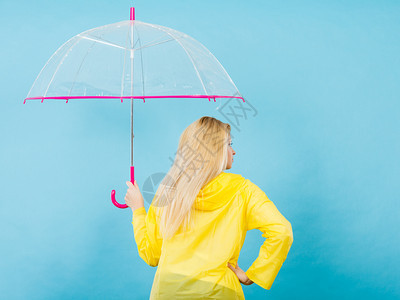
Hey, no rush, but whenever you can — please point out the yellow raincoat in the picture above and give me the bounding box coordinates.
[132,172,293,299]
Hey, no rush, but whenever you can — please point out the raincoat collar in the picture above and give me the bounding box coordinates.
[194,172,245,211]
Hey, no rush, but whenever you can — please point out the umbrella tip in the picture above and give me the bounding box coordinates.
[130,7,135,21]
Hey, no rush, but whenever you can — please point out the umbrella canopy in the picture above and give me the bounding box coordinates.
[24,7,245,209]
[25,8,243,103]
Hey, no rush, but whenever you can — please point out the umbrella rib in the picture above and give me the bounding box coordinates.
[134,24,146,97]
[120,27,129,98]
[145,24,208,95]
[43,27,100,97]
[68,40,98,97]
[78,34,127,50]
[133,34,140,48]
[43,37,82,97]
[188,35,242,98]
[78,33,175,53]
[134,38,176,51]
[27,36,76,98]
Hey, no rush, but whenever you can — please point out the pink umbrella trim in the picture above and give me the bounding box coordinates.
[23,95,245,104]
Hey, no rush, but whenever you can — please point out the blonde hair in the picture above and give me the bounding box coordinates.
[152,116,231,241]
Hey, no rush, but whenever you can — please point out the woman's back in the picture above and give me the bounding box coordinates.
[132,172,293,299]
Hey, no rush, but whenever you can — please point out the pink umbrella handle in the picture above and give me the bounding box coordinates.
[111,166,135,209]
[111,190,129,209]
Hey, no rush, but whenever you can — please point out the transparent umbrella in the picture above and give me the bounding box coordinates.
[24,7,245,208]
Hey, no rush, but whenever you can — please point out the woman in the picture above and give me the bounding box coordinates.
[125,116,293,299]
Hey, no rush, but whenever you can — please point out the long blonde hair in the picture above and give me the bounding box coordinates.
[152,116,231,241]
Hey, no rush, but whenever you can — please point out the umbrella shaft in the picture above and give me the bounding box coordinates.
[131,99,134,166]
[130,19,134,168]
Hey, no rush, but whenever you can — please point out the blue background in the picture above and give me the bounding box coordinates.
[1,0,399,299]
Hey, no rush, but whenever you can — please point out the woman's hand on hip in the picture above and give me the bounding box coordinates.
[125,180,145,211]
[227,263,254,286]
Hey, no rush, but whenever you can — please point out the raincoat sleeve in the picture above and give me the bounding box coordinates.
[131,205,163,267]
[243,179,294,290]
